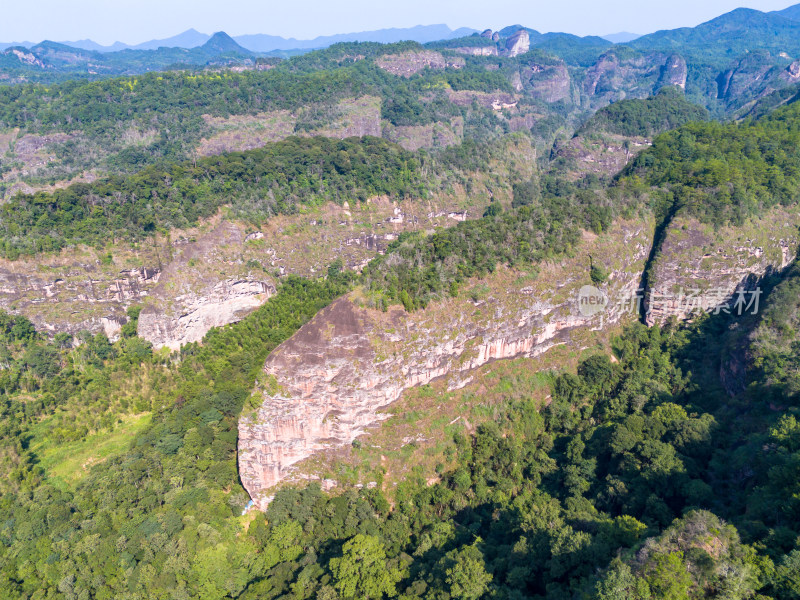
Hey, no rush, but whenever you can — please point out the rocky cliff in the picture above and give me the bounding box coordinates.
[504,30,530,58]
[139,278,275,350]
[238,217,654,509]
[239,202,800,506]
[551,132,651,180]
[645,207,800,325]
[582,51,687,108]
[375,51,463,77]
[0,132,532,350]
[0,251,161,340]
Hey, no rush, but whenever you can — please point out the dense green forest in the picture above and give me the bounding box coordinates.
[577,86,709,138]
[619,100,800,227]
[0,136,423,257]
[0,255,799,598]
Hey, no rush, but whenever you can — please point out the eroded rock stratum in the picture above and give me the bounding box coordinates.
[238,209,800,508]
[645,207,800,325]
[238,218,654,509]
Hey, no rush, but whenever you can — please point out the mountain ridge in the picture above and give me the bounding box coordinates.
[630,5,800,60]
[0,24,478,54]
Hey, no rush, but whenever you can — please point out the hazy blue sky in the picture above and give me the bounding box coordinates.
[1,0,794,44]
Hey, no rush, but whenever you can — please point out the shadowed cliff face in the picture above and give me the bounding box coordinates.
[645,208,800,325]
[238,218,655,509]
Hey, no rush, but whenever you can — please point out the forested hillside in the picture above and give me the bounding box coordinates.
[619,99,800,227]
[577,86,709,138]
[0,96,799,596]
[2,5,800,600]
[0,136,423,256]
[1,248,799,598]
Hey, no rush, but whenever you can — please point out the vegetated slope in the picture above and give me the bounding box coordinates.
[0,86,800,600]
[618,99,800,228]
[4,10,800,197]
[630,7,800,63]
[577,86,709,138]
[361,189,616,310]
[2,258,800,598]
[0,47,517,195]
[0,136,423,257]
[3,18,800,201]
[0,274,354,597]
[547,87,709,189]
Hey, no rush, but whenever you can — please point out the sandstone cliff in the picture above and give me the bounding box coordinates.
[196,96,382,157]
[581,51,688,109]
[504,30,530,58]
[239,202,800,506]
[135,176,526,350]
[645,207,800,325]
[139,278,275,350]
[375,51,463,77]
[453,46,498,57]
[238,218,654,508]
[0,252,161,340]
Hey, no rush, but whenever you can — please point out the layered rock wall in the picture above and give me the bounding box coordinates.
[239,219,654,508]
[239,207,800,507]
[138,279,275,350]
[0,259,160,339]
[645,208,800,324]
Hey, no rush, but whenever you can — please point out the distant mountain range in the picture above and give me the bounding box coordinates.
[0,25,477,54]
[628,4,800,63]
[6,2,800,58]
[5,3,800,85]
[0,32,258,82]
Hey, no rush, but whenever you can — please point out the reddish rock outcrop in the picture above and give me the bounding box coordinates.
[239,219,654,508]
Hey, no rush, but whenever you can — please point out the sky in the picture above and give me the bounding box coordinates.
[0,0,796,45]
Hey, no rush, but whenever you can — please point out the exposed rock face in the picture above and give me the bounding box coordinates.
[138,278,275,350]
[382,119,463,151]
[715,53,787,103]
[239,206,800,507]
[525,64,572,103]
[781,59,800,82]
[239,218,654,509]
[446,90,517,109]
[657,54,688,89]
[196,96,381,157]
[453,46,498,57]
[552,133,651,180]
[504,30,530,58]
[0,260,160,339]
[375,51,463,77]
[645,208,800,325]
[10,49,44,68]
[581,51,688,108]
